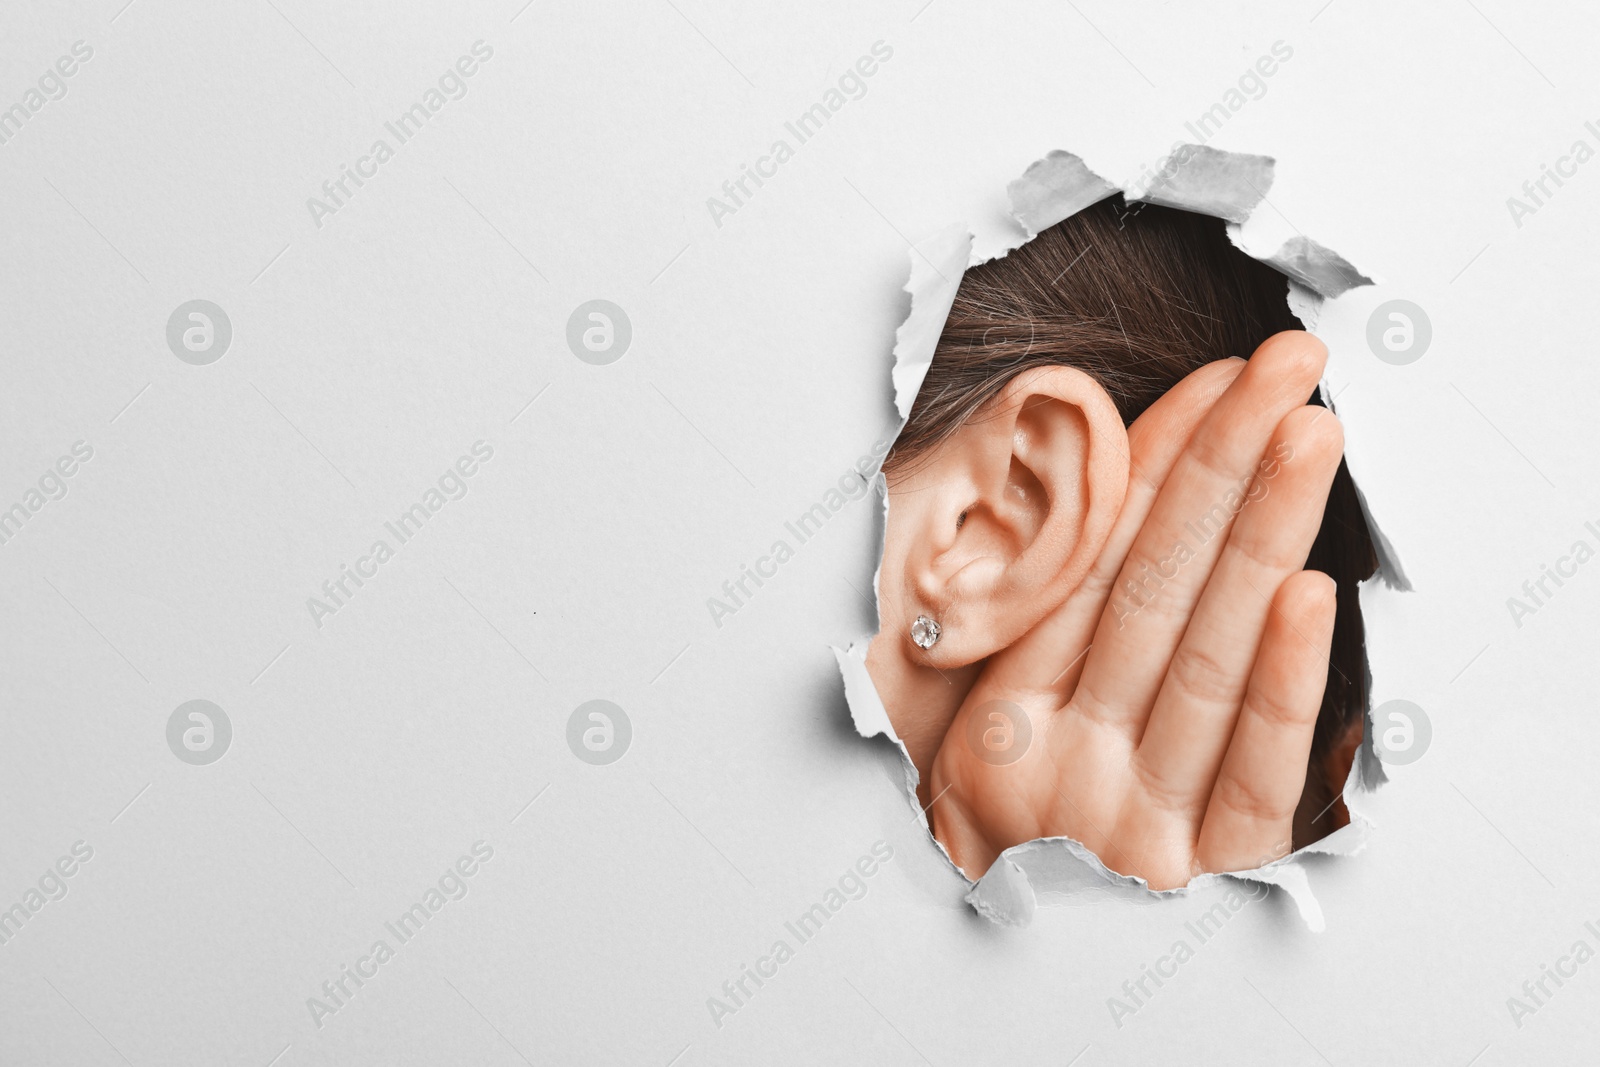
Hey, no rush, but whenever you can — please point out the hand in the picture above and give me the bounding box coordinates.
[926,333,1344,890]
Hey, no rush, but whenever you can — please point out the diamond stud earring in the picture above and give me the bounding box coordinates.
[910,614,941,650]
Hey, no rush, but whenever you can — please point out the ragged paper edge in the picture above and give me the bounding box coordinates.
[833,639,965,875]
[891,225,974,420]
[1302,289,1410,591]
[1261,234,1375,301]
[1006,149,1120,239]
[966,805,1374,932]
[1135,144,1275,224]
[834,640,917,807]
[1350,476,1412,591]
[841,145,1398,929]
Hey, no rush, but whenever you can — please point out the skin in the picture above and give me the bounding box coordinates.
[866,332,1342,889]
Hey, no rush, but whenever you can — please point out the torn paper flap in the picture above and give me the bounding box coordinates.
[1286,279,1324,333]
[1007,150,1119,239]
[835,639,898,748]
[891,225,972,420]
[1136,144,1274,224]
[835,639,926,824]
[1350,477,1412,590]
[1263,234,1375,300]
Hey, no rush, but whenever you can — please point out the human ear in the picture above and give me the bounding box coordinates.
[884,365,1129,666]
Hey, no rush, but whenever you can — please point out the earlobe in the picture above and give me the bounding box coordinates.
[890,365,1128,665]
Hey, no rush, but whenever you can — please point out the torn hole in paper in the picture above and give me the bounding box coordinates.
[838,145,1403,929]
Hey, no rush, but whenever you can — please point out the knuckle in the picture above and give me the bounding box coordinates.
[1246,683,1317,731]
[1213,766,1294,825]
[1186,422,1252,483]
[1226,523,1295,577]
[1131,753,1199,817]
[1168,640,1242,707]
[1108,546,1183,627]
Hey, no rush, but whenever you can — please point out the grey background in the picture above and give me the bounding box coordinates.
[2,0,1597,1063]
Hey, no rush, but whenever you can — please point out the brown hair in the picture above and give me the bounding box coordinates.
[888,195,1376,847]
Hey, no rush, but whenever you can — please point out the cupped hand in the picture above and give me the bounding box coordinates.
[927,333,1344,889]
